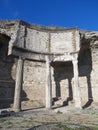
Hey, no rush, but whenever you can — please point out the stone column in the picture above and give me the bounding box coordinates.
[72,57,82,109]
[13,57,24,112]
[45,55,52,109]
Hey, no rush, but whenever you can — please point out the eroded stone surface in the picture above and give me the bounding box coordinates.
[0,20,98,110]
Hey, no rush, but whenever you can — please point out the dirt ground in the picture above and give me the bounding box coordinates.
[1,104,98,130]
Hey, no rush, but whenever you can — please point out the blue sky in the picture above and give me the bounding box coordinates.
[0,0,98,30]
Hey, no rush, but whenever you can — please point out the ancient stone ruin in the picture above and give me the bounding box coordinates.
[0,20,98,112]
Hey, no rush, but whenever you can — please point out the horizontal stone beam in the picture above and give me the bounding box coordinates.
[12,46,64,62]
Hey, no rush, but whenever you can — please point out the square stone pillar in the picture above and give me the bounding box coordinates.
[13,57,24,112]
[45,55,52,109]
[72,56,82,109]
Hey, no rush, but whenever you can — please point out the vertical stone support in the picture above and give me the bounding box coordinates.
[72,55,82,109]
[45,55,52,109]
[13,57,24,112]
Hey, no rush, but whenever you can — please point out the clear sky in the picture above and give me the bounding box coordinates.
[0,0,98,31]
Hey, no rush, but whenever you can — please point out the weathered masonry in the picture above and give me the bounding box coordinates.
[0,20,98,112]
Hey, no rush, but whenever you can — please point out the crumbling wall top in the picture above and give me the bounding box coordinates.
[0,20,98,61]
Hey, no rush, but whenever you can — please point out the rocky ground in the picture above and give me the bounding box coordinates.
[0,105,98,130]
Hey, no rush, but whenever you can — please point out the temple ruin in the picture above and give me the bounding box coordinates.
[0,20,98,112]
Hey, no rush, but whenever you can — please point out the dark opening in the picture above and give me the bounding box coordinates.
[0,33,15,108]
[51,61,73,107]
[78,39,93,108]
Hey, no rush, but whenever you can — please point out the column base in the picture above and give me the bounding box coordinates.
[75,105,82,109]
[74,98,82,109]
[45,105,52,110]
[45,107,52,111]
[13,108,21,112]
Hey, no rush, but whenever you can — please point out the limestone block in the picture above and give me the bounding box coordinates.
[26,28,49,53]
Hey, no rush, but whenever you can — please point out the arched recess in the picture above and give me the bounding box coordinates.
[0,33,15,108]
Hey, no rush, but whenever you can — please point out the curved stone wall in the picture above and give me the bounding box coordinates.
[0,20,98,110]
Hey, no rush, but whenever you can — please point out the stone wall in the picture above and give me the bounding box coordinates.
[22,40,98,108]
[23,26,80,55]
[51,30,80,53]
[23,60,46,105]
[0,20,98,109]
[26,28,49,53]
[91,48,98,102]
